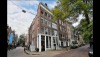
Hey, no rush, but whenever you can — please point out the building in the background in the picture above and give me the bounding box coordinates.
[73,27,85,46]
[67,23,74,47]
[25,34,29,46]
[7,25,18,49]
[28,2,73,52]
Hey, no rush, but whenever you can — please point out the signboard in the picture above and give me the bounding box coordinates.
[9,33,13,44]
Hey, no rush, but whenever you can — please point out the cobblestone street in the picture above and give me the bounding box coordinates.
[7,47,63,57]
[54,45,89,57]
[7,45,89,57]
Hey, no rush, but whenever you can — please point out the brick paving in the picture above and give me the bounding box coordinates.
[7,45,89,57]
[25,48,68,55]
[54,45,89,57]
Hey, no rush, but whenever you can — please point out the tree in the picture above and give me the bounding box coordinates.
[78,19,93,43]
[18,34,25,47]
[52,0,93,24]
[51,0,93,44]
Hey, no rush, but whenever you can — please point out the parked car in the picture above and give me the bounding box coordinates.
[71,42,79,49]
[88,45,93,57]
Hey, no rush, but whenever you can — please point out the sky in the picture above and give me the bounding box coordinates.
[7,0,83,36]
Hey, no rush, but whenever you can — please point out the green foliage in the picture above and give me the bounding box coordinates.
[52,0,93,23]
[18,34,25,47]
[51,6,64,22]
[51,0,93,43]
[79,19,93,43]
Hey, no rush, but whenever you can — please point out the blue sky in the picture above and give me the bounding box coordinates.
[7,0,57,36]
[7,0,82,36]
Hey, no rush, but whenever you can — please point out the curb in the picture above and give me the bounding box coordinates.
[24,49,71,55]
[24,49,40,55]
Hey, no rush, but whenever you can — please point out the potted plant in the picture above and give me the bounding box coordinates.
[35,48,39,52]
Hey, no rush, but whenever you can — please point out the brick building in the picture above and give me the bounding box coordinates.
[7,25,18,47]
[28,2,73,52]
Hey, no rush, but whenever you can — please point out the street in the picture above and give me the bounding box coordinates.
[7,47,56,57]
[54,45,89,57]
[7,45,89,57]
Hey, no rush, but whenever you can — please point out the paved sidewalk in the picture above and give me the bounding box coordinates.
[24,48,70,55]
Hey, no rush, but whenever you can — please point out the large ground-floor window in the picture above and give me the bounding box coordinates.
[49,36,51,48]
[46,36,48,48]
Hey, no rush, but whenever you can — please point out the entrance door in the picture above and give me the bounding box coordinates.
[41,35,45,51]
[61,42,63,47]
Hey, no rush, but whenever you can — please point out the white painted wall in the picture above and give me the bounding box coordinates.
[52,23,57,29]
[63,41,66,46]
[30,40,35,51]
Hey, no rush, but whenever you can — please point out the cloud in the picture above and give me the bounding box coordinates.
[7,1,35,36]
[72,14,84,27]
[28,0,39,5]
[48,1,57,9]
[7,0,57,36]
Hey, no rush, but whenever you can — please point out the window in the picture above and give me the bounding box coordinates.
[49,37,51,48]
[48,21,51,27]
[41,10,43,15]
[48,29,50,35]
[41,27,44,34]
[60,34,62,38]
[60,26,62,31]
[45,27,48,34]
[56,37,58,45]
[46,36,48,48]
[45,20,47,26]
[48,15,50,18]
[54,30,57,36]
[52,23,57,29]
[59,20,61,24]
[52,30,54,35]
[41,18,43,24]
[53,37,55,43]
[45,12,47,17]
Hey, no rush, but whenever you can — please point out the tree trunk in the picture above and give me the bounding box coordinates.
[84,10,90,24]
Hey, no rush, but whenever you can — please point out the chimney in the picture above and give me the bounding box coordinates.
[45,3,47,6]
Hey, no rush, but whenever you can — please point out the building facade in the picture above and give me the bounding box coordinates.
[7,25,18,47]
[28,2,73,52]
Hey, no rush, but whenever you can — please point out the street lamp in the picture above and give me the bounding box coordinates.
[10,1,36,15]
[22,10,26,13]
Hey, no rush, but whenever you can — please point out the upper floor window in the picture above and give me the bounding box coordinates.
[54,30,57,36]
[48,15,50,18]
[45,19,48,26]
[45,27,48,34]
[45,12,47,17]
[41,27,44,34]
[52,23,57,29]
[41,18,44,24]
[59,20,61,24]
[48,21,51,27]
[41,10,43,15]
[52,29,54,36]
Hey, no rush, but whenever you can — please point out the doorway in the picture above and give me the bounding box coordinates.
[41,35,45,51]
